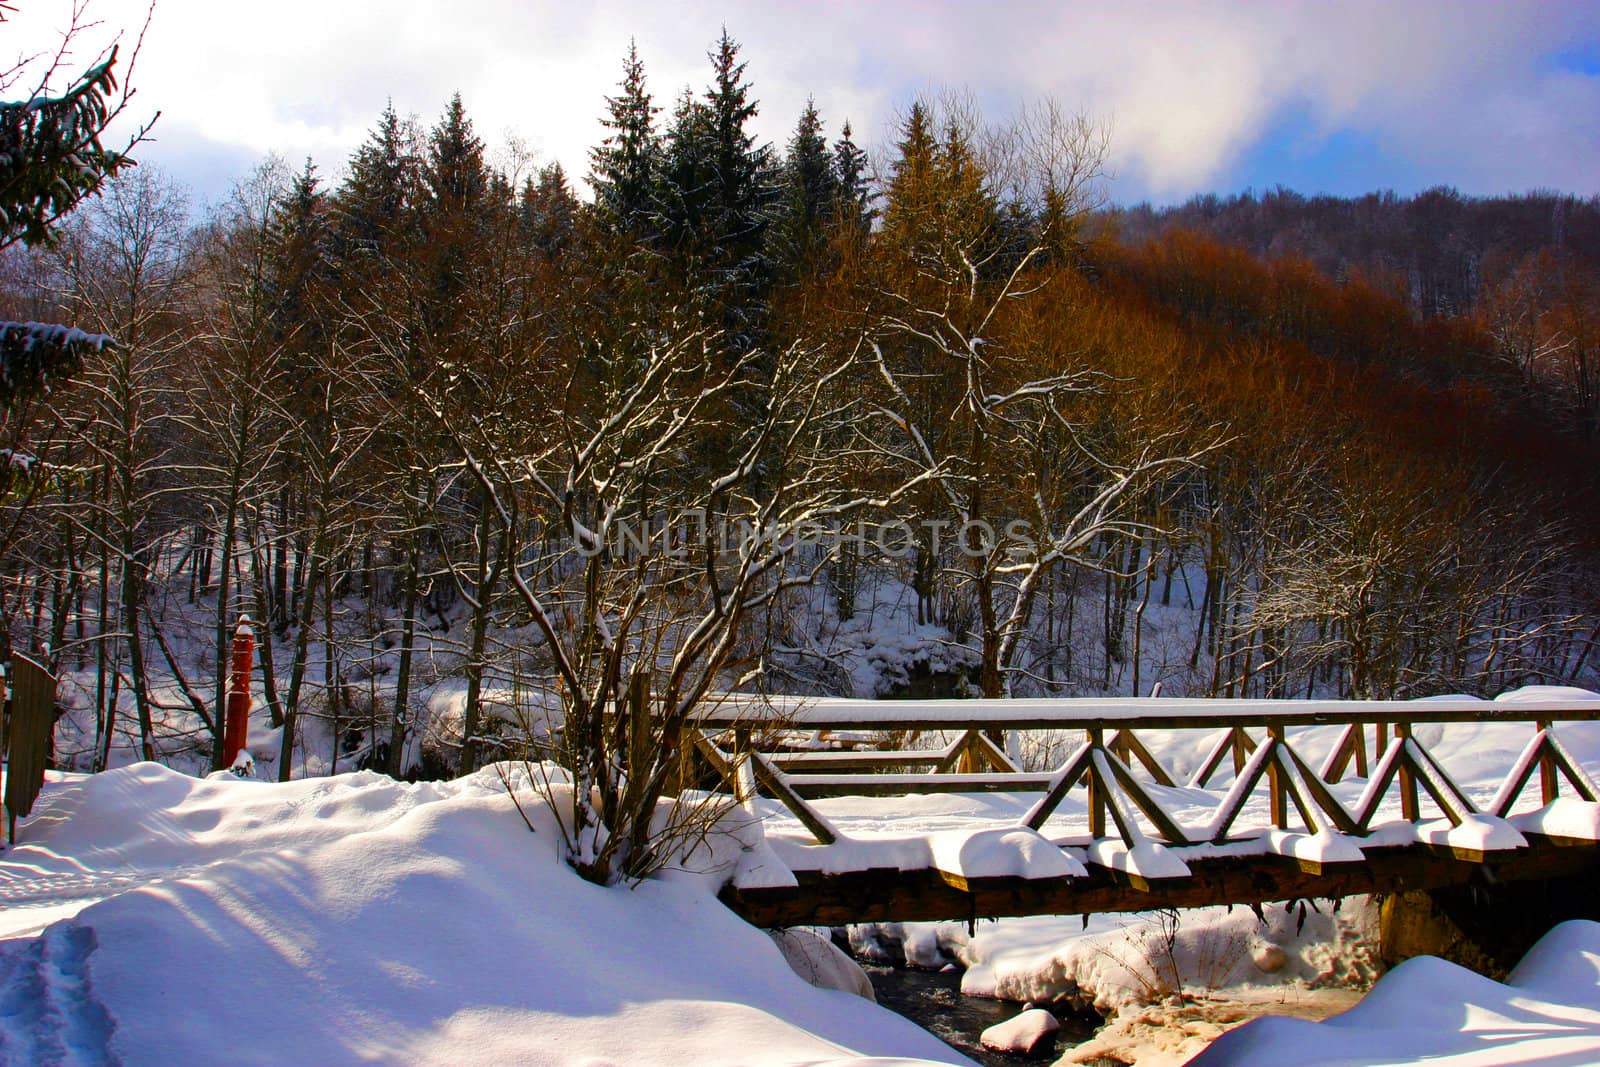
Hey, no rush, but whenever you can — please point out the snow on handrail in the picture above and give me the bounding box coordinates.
[696,694,1600,730]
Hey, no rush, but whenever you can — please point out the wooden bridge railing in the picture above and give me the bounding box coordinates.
[690,697,1600,869]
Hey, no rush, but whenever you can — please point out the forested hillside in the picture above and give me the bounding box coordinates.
[2,33,1596,784]
[1112,186,1600,317]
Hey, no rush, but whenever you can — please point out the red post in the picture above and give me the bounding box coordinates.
[223,615,255,768]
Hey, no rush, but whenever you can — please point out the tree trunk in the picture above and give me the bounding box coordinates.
[209,482,241,770]
[323,562,342,775]
[460,489,498,774]
[93,508,112,770]
[272,489,290,634]
[122,547,156,762]
[279,541,324,782]
[248,535,286,728]
[1132,545,1156,698]
[388,532,420,778]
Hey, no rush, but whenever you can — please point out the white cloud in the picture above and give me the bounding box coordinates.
[8,0,1596,205]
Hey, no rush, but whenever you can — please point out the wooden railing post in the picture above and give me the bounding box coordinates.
[1321,721,1371,784]
[1535,718,1557,803]
[733,727,756,810]
[1267,722,1288,829]
[1087,726,1106,839]
[1395,722,1419,822]
[958,732,981,774]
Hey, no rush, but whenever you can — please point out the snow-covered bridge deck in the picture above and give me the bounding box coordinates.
[697,694,1600,926]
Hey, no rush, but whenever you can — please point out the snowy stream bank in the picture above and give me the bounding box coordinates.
[843,906,1379,1067]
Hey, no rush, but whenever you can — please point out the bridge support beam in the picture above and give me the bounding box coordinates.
[721,836,1600,929]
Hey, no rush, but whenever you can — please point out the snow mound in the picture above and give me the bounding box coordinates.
[1086,838,1190,881]
[847,923,955,969]
[928,826,1087,880]
[979,1006,1058,1052]
[1510,798,1600,840]
[1419,813,1527,853]
[768,928,875,1001]
[1263,829,1365,866]
[1493,684,1600,704]
[1191,919,1600,1066]
[733,837,800,889]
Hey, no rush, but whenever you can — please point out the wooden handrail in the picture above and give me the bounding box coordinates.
[695,695,1600,732]
[691,696,1600,859]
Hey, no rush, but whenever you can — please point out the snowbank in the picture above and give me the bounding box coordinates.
[979,1006,1057,1052]
[0,764,966,1066]
[1191,919,1600,1066]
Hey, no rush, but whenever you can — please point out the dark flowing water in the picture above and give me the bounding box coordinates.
[863,962,1103,1067]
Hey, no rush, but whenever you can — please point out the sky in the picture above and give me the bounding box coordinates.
[7,0,1600,212]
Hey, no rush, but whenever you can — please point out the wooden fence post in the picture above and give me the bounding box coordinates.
[3,655,57,845]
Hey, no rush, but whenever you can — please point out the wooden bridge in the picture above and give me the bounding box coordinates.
[690,696,1600,927]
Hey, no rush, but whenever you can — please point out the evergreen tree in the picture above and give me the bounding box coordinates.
[654,87,712,257]
[882,102,938,252]
[520,161,580,258]
[0,41,144,407]
[263,159,335,489]
[266,159,332,362]
[772,98,836,277]
[701,28,776,278]
[588,41,659,237]
[425,92,488,217]
[334,102,418,264]
[653,29,777,347]
[486,169,516,220]
[0,48,134,251]
[421,93,491,326]
[830,119,873,239]
[881,101,999,274]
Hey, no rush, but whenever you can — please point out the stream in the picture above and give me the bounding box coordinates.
[862,961,1104,1067]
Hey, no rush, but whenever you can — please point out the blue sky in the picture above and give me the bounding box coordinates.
[1212,33,1600,202]
[9,0,1599,210]
[1226,107,1419,201]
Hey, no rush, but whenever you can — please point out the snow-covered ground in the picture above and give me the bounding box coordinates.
[0,764,964,1066]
